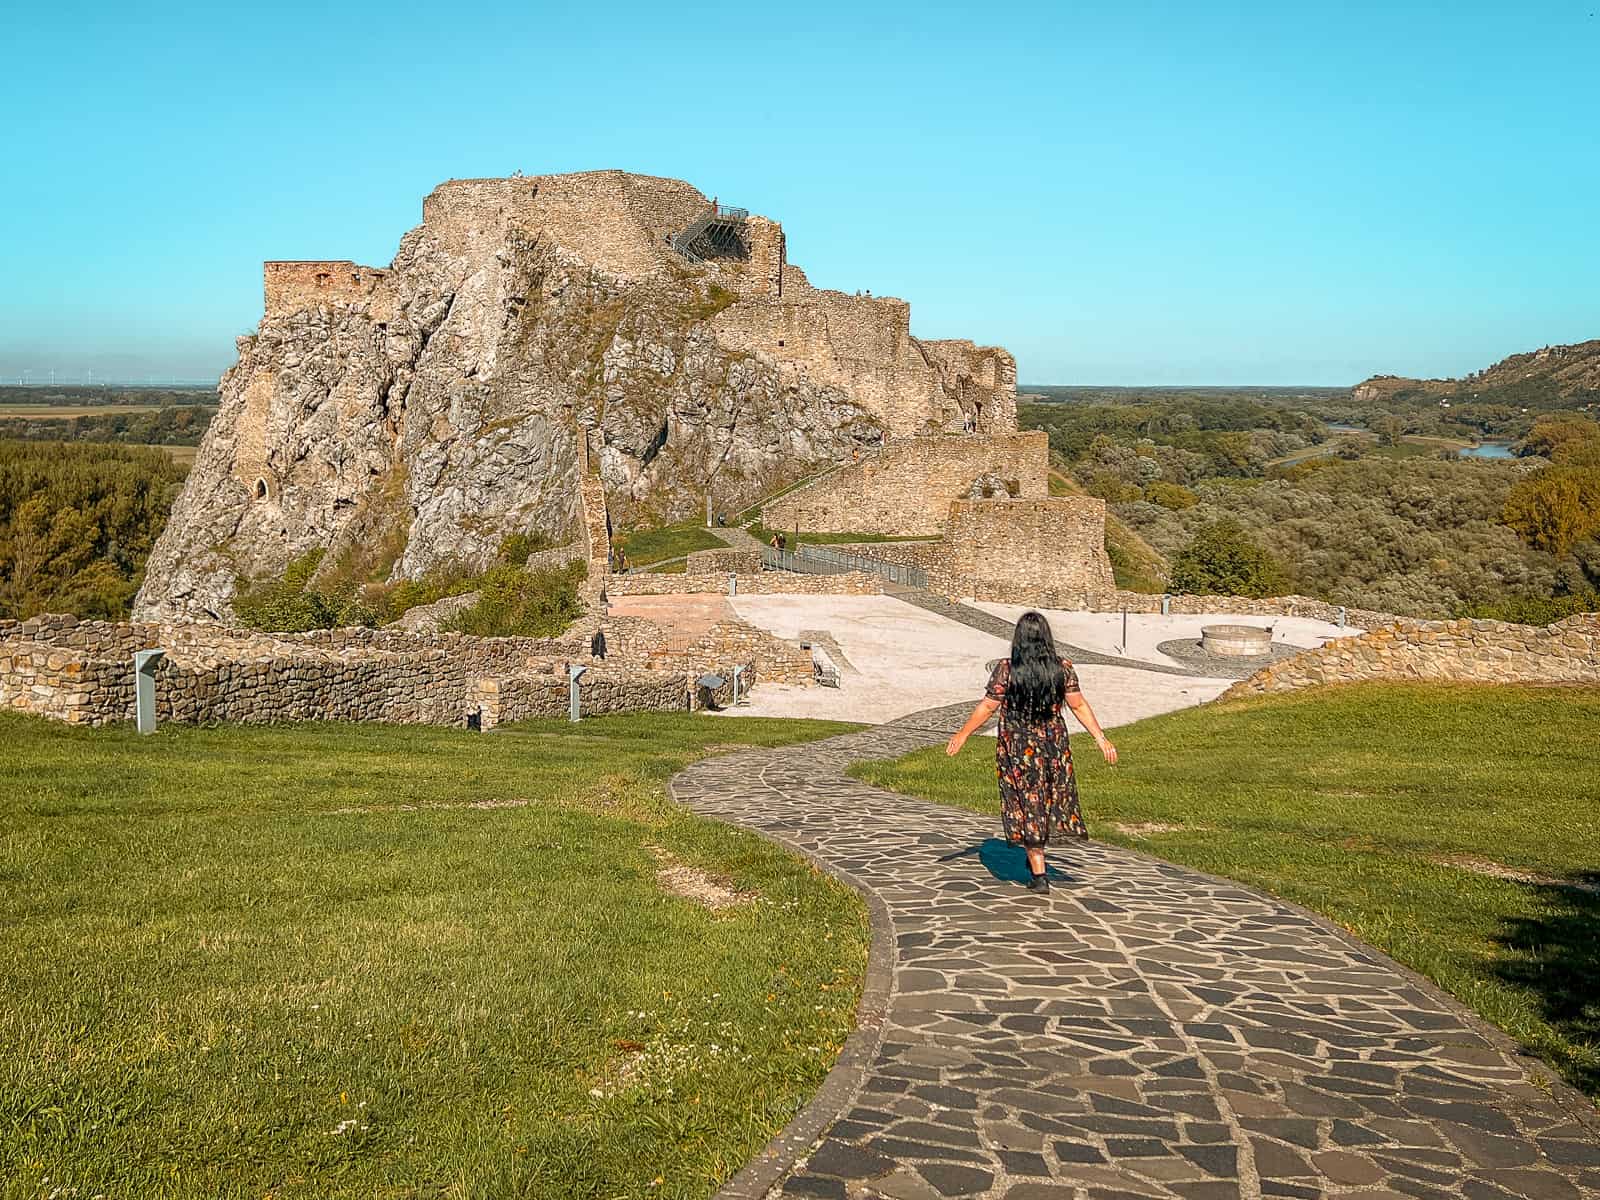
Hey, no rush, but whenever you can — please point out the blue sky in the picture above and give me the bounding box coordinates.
[2,1,1596,386]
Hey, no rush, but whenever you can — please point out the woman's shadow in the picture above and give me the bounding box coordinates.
[939,838,1073,884]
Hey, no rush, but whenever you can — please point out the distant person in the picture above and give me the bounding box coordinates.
[777,532,788,551]
[945,612,1117,895]
[769,533,782,550]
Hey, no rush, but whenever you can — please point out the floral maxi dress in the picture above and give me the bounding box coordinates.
[985,658,1089,846]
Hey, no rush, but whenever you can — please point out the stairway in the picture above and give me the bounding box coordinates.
[670,203,751,263]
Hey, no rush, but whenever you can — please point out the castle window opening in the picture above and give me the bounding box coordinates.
[254,477,270,501]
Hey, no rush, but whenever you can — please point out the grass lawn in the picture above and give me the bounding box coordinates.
[616,520,726,566]
[0,711,864,1199]
[851,683,1600,1098]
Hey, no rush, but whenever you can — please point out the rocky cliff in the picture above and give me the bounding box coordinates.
[1354,339,1600,410]
[134,172,1016,621]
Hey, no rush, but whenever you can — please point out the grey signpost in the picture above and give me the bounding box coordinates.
[568,663,587,722]
[133,649,166,735]
[732,664,745,706]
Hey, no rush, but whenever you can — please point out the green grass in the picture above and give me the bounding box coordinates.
[0,711,864,1199]
[616,520,726,566]
[850,683,1600,1098]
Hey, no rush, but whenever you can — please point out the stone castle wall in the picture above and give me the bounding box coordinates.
[1222,614,1600,698]
[943,498,1116,607]
[263,262,393,320]
[710,264,1015,437]
[0,612,757,729]
[763,432,1049,537]
[827,497,1114,607]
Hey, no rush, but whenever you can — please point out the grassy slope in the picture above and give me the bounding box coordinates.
[0,712,863,1200]
[852,683,1600,1097]
[617,520,726,566]
[1049,467,1168,592]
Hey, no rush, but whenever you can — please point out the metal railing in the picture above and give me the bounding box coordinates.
[761,545,928,590]
[671,203,750,263]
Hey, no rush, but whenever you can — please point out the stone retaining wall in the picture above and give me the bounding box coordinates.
[684,548,764,574]
[605,572,885,597]
[1221,614,1600,698]
[1105,591,1399,628]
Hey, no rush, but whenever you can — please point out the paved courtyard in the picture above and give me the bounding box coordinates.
[717,596,1350,729]
[673,706,1600,1200]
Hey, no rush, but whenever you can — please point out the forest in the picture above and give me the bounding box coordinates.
[0,441,188,619]
[1022,393,1600,621]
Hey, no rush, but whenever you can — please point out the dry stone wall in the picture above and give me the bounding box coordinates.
[1221,614,1600,698]
[763,432,1049,537]
[0,613,754,729]
[684,549,764,574]
[1105,591,1398,628]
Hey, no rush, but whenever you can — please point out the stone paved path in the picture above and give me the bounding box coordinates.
[672,705,1600,1200]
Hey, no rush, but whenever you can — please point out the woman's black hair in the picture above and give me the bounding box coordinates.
[1007,611,1064,722]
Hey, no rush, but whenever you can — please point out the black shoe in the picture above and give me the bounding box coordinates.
[1027,873,1050,895]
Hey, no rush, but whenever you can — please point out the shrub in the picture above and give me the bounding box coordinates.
[1502,467,1600,556]
[1144,482,1198,510]
[497,531,555,567]
[1169,518,1286,598]
[444,561,585,637]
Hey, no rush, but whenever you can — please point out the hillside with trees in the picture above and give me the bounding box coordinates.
[1353,339,1600,412]
[1022,392,1600,621]
[0,441,188,619]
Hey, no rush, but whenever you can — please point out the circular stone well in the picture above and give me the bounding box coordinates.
[1200,624,1273,657]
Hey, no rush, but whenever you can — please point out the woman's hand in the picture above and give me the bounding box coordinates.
[945,732,967,756]
[1097,738,1118,765]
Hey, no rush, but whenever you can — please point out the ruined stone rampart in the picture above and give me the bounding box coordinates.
[1221,614,1600,698]
[763,432,1049,536]
[264,261,392,319]
[0,613,756,729]
[1103,592,1399,627]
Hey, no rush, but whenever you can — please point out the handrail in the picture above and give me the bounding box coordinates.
[761,545,927,590]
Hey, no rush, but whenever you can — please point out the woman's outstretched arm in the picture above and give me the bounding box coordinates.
[945,697,1000,756]
[1065,692,1118,764]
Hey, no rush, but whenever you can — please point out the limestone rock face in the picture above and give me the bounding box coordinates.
[135,171,1015,621]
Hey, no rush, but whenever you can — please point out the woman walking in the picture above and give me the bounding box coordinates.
[946,611,1117,894]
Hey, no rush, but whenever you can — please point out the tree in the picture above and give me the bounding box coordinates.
[1501,467,1600,556]
[1374,415,1406,447]
[1170,518,1286,598]
[1523,416,1600,460]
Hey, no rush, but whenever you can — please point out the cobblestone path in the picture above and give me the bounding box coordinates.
[672,705,1600,1200]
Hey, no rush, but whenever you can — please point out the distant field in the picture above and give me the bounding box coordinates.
[0,404,180,418]
[140,443,199,466]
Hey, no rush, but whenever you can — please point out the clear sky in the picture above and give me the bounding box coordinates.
[2,0,1596,386]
